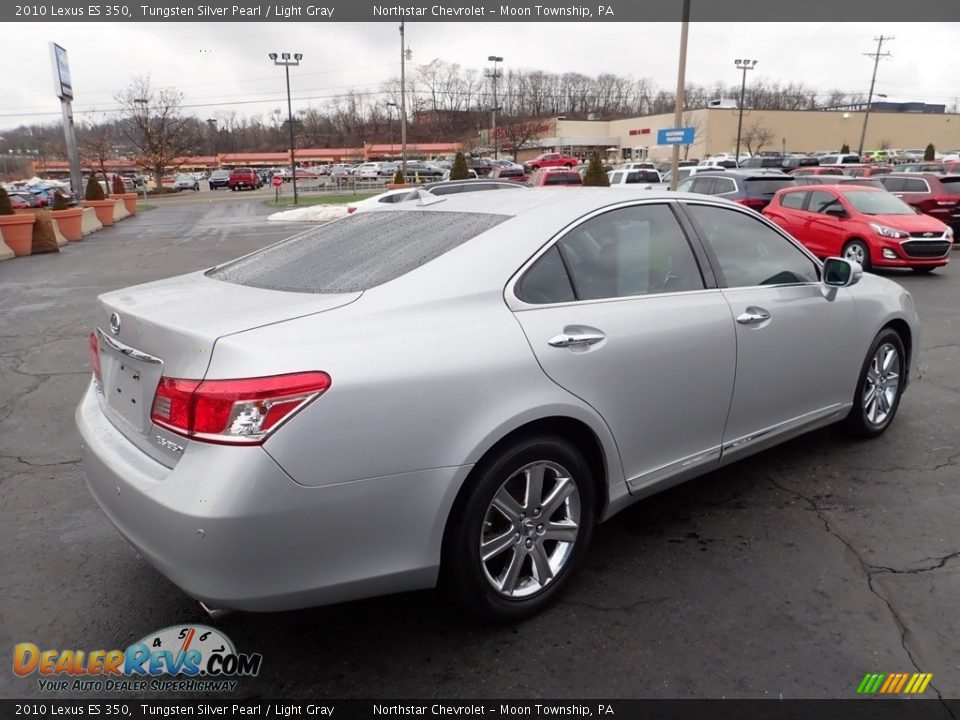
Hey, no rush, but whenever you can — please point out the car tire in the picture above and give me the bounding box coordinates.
[442,435,595,622]
[842,239,871,271]
[843,328,906,439]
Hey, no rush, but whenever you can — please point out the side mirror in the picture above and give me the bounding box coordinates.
[823,207,847,218]
[823,257,862,288]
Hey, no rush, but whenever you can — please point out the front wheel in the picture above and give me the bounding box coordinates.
[843,328,906,438]
[442,436,595,622]
[842,239,871,271]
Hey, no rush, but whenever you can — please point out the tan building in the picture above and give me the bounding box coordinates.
[516,109,960,163]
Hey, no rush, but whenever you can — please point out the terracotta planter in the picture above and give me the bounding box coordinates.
[82,199,115,227]
[110,192,139,216]
[51,207,85,241]
[0,213,37,256]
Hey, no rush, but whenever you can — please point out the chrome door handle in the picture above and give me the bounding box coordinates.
[736,308,771,325]
[548,332,606,348]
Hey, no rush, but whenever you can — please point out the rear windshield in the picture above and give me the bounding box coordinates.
[544,173,582,185]
[207,211,510,293]
[939,178,960,193]
[233,167,254,174]
[627,171,661,183]
[744,178,797,195]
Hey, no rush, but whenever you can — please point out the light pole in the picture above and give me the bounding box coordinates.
[669,0,690,191]
[399,23,411,176]
[734,59,757,164]
[386,102,398,158]
[269,51,302,204]
[486,56,503,159]
[858,36,893,157]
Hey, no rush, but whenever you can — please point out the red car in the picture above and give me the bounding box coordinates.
[527,167,582,187]
[763,185,951,273]
[228,167,261,191]
[845,165,893,178]
[878,173,960,236]
[525,152,579,171]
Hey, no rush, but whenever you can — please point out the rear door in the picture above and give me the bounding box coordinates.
[681,202,858,457]
[510,201,736,492]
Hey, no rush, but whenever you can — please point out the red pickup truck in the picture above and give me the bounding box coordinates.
[229,167,261,191]
[525,152,579,171]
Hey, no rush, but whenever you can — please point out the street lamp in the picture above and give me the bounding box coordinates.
[270,51,303,204]
[399,23,412,176]
[734,59,757,164]
[486,56,503,159]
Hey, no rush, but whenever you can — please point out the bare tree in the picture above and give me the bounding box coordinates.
[499,118,552,160]
[739,120,775,155]
[116,76,192,189]
[680,110,704,160]
[78,121,120,186]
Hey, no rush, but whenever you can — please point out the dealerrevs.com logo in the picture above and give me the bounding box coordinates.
[13,625,262,693]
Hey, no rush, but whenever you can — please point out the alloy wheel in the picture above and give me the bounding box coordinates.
[844,242,866,265]
[863,342,900,426]
[479,461,581,598]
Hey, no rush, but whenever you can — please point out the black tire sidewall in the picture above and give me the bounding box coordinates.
[845,328,906,438]
[443,436,595,622]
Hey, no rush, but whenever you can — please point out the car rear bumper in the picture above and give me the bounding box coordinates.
[76,381,467,611]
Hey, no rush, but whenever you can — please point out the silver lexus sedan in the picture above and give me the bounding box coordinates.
[77,189,919,621]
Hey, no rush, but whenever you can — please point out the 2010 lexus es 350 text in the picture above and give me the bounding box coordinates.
[77,189,918,621]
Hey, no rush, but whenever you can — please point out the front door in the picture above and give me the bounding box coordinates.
[681,203,858,455]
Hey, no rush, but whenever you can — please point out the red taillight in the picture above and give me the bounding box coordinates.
[88,332,102,381]
[736,198,767,209]
[150,372,331,445]
[933,195,959,206]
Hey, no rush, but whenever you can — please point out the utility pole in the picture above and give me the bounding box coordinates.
[486,56,503,159]
[669,0,690,191]
[400,22,408,177]
[858,35,893,157]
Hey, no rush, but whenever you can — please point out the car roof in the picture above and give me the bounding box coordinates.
[381,187,736,223]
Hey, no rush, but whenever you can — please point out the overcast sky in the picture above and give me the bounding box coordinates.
[3,21,959,132]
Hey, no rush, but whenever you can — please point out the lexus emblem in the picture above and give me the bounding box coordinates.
[109,312,121,335]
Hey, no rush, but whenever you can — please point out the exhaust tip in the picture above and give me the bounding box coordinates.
[198,601,234,620]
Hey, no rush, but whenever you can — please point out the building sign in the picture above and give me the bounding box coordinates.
[627,128,651,136]
[657,127,695,145]
[50,43,73,100]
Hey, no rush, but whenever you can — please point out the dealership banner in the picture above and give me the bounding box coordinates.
[4,700,960,718]
[3,0,960,22]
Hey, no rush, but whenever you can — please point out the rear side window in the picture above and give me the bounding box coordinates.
[779,191,806,210]
[902,179,929,193]
[208,211,509,293]
[880,177,904,192]
[515,246,575,304]
[627,171,661,183]
[549,204,704,301]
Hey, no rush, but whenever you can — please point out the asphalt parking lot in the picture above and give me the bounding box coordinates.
[0,196,957,701]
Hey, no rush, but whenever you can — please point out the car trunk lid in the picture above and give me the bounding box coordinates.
[93,271,360,466]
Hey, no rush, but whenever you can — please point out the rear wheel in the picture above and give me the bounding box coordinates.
[844,328,905,438]
[442,436,595,622]
[842,239,871,271]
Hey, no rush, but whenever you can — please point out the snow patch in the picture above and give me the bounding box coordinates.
[267,204,350,223]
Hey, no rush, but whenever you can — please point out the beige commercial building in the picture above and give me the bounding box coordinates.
[515,108,960,163]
